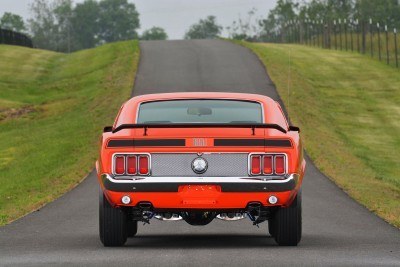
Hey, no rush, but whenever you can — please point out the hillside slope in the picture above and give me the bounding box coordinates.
[0,41,139,225]
[240,42,400,227]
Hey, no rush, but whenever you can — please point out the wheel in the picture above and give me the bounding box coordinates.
[127,220,138,238]
[270,189,302,246]
[99,189,127,246]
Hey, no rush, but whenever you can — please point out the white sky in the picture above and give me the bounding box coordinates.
[0,0,277,40]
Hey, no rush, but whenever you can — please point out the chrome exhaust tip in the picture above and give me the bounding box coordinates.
[154,213,183,221]
[217,213,246,221]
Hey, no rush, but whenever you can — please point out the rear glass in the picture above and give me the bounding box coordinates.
[137,100,263,124]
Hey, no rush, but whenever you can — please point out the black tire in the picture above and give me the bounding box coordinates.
[127,220,138,238]
[99,190,127,247]
[270,189,302,246]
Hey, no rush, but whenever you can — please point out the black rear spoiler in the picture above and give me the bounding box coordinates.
[104,123,300,135]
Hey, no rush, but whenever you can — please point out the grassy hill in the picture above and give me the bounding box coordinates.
[239,41,400,227]
[0,41,139,225]
[311,32,399,68]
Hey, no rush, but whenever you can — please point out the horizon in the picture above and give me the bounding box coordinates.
[0,0,277,40]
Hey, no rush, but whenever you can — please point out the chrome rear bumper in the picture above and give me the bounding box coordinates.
[101,173,299,193]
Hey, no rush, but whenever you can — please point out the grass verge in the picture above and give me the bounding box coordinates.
[308,32,399,69]
[0,41,139,225]
[238,41,400,227]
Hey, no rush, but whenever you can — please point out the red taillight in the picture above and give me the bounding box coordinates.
[138,155,149,175]
[249,154,287,176]
[275,155,285,174]
[114,154,149,175]
[115,156,125,175]
[127,156,137,174]
[263,155,273,174]
[251,155,261,175]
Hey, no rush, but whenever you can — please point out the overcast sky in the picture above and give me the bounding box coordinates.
[0,0,277,40]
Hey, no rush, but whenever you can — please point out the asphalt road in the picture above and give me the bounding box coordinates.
[1,40,399,266]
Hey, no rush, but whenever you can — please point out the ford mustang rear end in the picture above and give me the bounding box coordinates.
[97,92,306,246]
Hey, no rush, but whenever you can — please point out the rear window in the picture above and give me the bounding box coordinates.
[137,100,263,124]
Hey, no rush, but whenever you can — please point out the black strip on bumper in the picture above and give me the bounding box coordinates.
[214,139,292,147]
[107,139,185,147]
[102,177,296,193]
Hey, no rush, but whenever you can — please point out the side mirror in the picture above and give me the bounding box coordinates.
[103,126,113,133]
[288,125,300,132]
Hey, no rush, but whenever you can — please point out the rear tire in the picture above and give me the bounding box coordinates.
[99,190,127,247]
[270,189,302,246]
[127,220,138,238]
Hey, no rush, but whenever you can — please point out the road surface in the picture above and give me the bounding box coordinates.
[1,40,399,266]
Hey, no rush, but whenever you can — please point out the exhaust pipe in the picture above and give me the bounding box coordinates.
[247,202,261,210]
[216,213,246,221]
[154,213,183,221]
[246,202,262,217]
[138,202,153,210]
[246,202,270,226]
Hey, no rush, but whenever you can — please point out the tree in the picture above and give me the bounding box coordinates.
[298,0,330,22]
[258,11,280,42]
[325,0,354,20]
[28,0,141,52]
[269,0,299,24]
[140,27,168,40]
[0,12,26,32]
[97,0,140,44]
[70,0,100,50]
[28,0,74,52]
[53,0,74,52]
[259,0,299,42]
[355,0,400,27]
[227,8,263,41]
[28,0,58,51]
[184,16,222,39]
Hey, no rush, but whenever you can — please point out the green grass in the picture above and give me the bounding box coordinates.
[238,41,400,227]
[0,41,139,225]
[307,32,399,68]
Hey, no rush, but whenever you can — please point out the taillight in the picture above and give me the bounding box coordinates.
[251,155,261,175]
[115,156,125,175]
[274,155,286,174]
[138,155,149,175]
[127,155,137,175]
[114,154,150,176]
[249,154,286,176]
[263,155,273,174]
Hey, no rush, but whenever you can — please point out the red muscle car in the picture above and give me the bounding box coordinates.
[97,92,306,246]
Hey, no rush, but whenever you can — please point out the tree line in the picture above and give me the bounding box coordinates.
[0,0,168,52]
[184,1,400,42]
[254,0,400,42]
[1,0,399,50]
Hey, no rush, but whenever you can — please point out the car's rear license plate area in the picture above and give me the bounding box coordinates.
[178,185,221,205]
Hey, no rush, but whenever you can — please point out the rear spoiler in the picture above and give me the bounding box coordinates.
[104,123,300,135]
